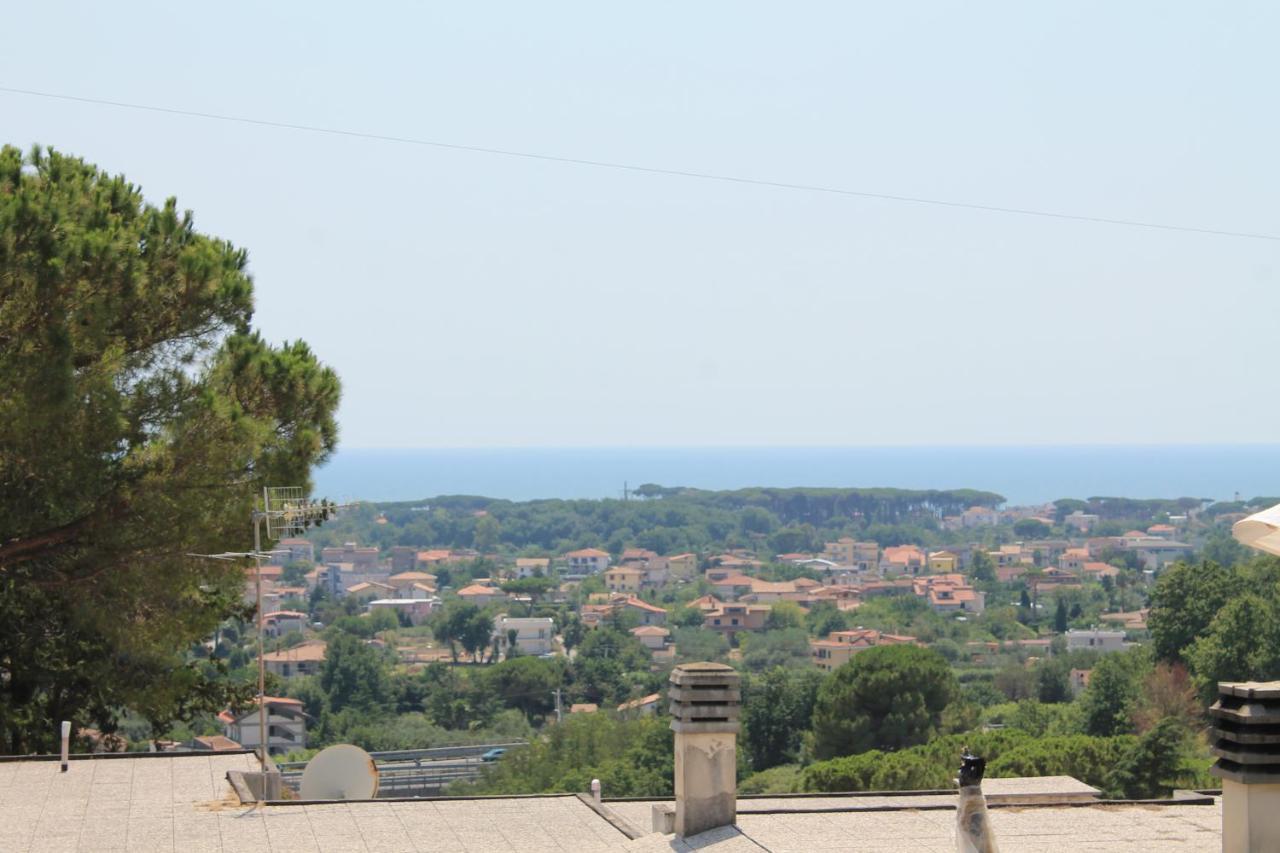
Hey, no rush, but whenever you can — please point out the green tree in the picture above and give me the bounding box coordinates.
[811,645,958,759]
[1107,717,1192,799]
[767,526,817,555]
[1147,560,1242,664]
[501,577,554,601]
[669,606,706,629]
[806,601,851,638]
[1037,656,1072,704]
[481,656,564,720]
[740,628,813,672]
[764,600,805,631]
[673,627,730,662]
[464,610,496,663]
[473,515,501,553]
[320,633,392,713]
[1185,593,1280,698]
[741,667,824,771]
[994,664,1038,701]
[0,146,340,753]
[986,733,1133,791]
[739,507,779,535]
[458,713,673,797]
[1054,597,1069,634]
[281,561,312,587]
[1014,518,1051,539]
[574,627,652,704]
[561,614,585,654]
[436,603,494,664]
[434,604,471,664]
[970,550,996,582]
[1079,649,1150,737]
[1200,531,1246,568]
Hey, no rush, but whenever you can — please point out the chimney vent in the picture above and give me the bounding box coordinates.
[1209,681,1280,853]
[668,662,740,838]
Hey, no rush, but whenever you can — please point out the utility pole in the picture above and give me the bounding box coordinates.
[552,688,563,723]
[252,499,267,783]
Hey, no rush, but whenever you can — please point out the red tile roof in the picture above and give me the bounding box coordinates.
[566,548,610,558]
[620,596,667,614]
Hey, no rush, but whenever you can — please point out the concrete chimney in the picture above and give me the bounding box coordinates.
[1209,681,1280,853]
[668,662,741,838]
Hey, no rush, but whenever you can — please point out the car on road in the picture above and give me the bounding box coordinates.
[480,748,507,762]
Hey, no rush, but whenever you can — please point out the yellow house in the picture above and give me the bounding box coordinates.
[928,551,958,573]
[810,629,918,673]
[823,538,878,567]
[604,566,645,594]
[667,553,698,580]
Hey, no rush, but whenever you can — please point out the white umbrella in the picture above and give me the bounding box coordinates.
[1233,503,1280,556]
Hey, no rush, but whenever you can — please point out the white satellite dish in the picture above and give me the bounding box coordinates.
[299,744,379,800]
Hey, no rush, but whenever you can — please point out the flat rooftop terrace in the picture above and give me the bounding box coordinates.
[0,752,1223,852]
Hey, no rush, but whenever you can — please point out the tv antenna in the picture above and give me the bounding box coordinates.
[190,486,354,797]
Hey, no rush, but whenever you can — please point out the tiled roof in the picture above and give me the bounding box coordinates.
[458,583,503,596]
[748,580,796,595]
[617,693,661,712]
[566,548,610,558]
[262,640,327,662]
[619,596,667,614]
[345,581,394,593]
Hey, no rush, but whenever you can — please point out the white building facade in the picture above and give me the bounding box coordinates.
[494,615,555,656]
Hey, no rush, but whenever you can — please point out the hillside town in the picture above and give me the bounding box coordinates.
[188,495,1216,757]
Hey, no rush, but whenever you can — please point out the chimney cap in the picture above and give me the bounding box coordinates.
[670,662,740,687]
[673,661,736,674]
[1210,680,1280,784]
[1219,681,1280,700]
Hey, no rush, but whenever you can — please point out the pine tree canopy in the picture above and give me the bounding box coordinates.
[0,145,341,752]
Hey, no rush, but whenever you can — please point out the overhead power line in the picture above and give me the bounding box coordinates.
[2,84,1277,243]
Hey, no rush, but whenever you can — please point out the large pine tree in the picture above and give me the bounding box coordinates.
[0,145,341,752]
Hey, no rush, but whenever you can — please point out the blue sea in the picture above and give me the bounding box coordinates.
[312,445,1280,507]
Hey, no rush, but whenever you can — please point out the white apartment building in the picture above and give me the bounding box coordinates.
[494,615,555,656]
[220,697,307,756]
[1065,628,1127,653]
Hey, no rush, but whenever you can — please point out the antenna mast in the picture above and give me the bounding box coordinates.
[193,487,352,801]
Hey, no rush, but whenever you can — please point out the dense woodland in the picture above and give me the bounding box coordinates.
[305,488,1237,559]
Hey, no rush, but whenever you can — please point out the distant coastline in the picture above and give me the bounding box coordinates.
[313,444,1280,506]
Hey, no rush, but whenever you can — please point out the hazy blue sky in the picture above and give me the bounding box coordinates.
[4,2,1277,448]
